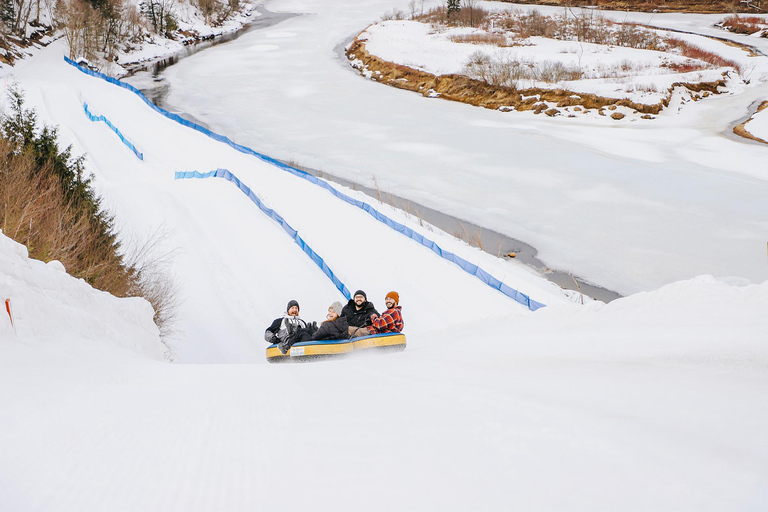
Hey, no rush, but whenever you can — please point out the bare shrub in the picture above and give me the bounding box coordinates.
[56,0,102,61]
[124,226,181,340]
[464,50,580,85]
[56,0,147,62]
[664,37,742,74]
[194,0,238,25]
[381,8,406,21]
[534,60,582,82]
[720,14,765,34]
[448,32,507,46]
[140,0,177,36]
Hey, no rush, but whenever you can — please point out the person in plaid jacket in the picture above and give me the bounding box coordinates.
[369,291,404,334]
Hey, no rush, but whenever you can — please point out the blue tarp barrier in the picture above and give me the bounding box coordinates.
[66,56,545,311]
[82,102,143,160]
[175,169,351,301]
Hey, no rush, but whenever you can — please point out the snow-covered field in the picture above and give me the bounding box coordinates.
[357,19,733,105]
[155,0,768,296]
[1,1,767,510]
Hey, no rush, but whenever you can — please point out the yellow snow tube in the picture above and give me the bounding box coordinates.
[266,332,406,363]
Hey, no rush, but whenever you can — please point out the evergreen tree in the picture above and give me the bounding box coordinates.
[1,0,14,28]
[447,0,460,19]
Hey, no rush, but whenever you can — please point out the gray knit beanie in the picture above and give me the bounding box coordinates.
[330,301,343,316]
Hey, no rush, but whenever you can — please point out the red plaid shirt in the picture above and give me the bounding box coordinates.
[370,306,403,333]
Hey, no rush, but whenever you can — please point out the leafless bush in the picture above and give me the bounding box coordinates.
[57,0,101,61]
[720,14,765,34]
[414,4,489,27]
[140,0,177,36]
[381,8,406,21]
[448,32,507,46]
[534,60,582,81]
[56,0,147,62]
[664,36,742,74]
[464,50,581,85]
[124,226,181,340]
[194,0,238,25]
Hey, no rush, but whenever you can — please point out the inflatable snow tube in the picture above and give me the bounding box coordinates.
[266,332,406,362]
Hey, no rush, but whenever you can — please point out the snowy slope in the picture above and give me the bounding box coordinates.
[1,237,766,511]
[6,39,567,362]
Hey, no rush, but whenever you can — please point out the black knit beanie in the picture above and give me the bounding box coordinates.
[353,290,367,300]
[287,300,300,312]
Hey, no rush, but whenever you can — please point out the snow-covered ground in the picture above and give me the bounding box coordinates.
[358,20,733,105]
[1,2,767,510]
[152,0,768,296]
[2,224,767,511]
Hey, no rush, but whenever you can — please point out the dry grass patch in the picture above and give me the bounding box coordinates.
[720,14,766,34]
[448,32,509,45]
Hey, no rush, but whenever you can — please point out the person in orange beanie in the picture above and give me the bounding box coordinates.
[368,291,404,334]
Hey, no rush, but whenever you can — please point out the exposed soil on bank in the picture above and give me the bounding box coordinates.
[495,0,768,14]
[733,100,768,144]
[346,37,726,119]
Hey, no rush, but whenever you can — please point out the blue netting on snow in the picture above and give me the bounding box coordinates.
[175,169,351,301]
[65,56,545,311]
[82,102,143,160]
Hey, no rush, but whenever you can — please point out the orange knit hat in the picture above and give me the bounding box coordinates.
[386,291,399,305]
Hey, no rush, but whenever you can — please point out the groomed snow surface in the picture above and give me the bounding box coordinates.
[1,2,767,510]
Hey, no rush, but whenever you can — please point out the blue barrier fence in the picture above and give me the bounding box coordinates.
[65,56,545,311]
[83,102,143,160]
[176,169,351,301]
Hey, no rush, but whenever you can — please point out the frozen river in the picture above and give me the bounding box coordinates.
[139,0,768,295]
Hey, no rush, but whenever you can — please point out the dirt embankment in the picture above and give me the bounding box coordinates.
[733,101,768,144]
[495,0,767,14]
[346,37,726,119]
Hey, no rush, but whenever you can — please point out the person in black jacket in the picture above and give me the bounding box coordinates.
[341,290,379,338]
[265,300,313,354]
[312,301,350,341]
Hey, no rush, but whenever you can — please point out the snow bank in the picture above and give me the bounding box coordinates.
[0,230,165,359]
[360,20,730,104]
[744,102,768,141]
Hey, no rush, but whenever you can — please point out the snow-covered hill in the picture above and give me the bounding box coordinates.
[0,230,164,357]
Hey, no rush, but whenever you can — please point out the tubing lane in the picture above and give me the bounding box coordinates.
[66,57,545,311]
[176,169,352,301]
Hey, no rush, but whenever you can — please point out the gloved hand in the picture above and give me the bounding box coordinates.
[265,331,276,344]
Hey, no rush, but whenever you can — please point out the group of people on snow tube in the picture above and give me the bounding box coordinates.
[264,290,404,354]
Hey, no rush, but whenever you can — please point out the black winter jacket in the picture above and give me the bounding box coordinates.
[341,300,379,328]
[312,316,350,341]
